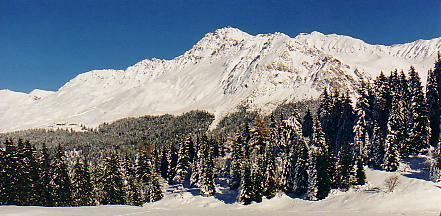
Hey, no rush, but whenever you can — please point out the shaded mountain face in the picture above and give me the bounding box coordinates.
[1,27,440,132]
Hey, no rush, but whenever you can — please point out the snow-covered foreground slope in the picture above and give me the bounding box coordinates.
[1,166,440,216]
[1,28,440,132]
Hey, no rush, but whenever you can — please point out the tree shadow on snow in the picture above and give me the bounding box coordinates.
[401,156,431,181]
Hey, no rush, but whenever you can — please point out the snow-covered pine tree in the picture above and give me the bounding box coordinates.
[0,143,4,205]
[2,139,20,205]
[166,142,178,184]
[27,141,43,205]
[427,68,440,147]
[229,132,243,190]
[356,80,376,140]
[135,149,153,202]
[281,113,304,194]
[354,155,366,185]
[72,158,95,206]
[39,143,54,206]
[198,135,216,197]
[407,67,430,154]
[383,94,403,172]
[337,142,354,191]
[148,171,163,202]
[248,118,270,202]
[237,157,253,205]
[123,154,142,206]
[294,138,309,195]
[307,146,318,201]
[311,119,331,200]
[302,109,313,138]
[174,136,193,187]
[16,140,40,205]
[263,135,278,199]
[51,144,73,206]
[374,72,392,147]
[101,152,125,205]
[190,136,201,188]
[160,147,169,180]
[369,122,386,169]
[354,106,367,158]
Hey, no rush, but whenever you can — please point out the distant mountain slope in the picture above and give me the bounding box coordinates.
[1,28,440,132]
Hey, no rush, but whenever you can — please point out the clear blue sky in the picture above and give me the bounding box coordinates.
[1,0,440,93]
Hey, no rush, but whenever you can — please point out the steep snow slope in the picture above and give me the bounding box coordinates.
[1,168,440,216]
[1,28,440,132]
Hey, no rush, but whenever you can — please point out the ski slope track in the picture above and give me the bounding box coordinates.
[1,27,440,132]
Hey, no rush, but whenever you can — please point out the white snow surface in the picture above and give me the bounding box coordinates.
[1,165,440,216]
[1,27,440,132]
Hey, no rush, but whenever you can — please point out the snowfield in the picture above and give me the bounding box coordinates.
[1,27,440,132]
[2,165,440,216]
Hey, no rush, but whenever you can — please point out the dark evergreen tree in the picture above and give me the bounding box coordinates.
[101,152,125,205]
[263,135,278,198]
[383,94,403,172]
[174,137,193,187]
[355,155,366,185]
[229,133,243,190]
[237,158,253,205]
[39,143,54,206]
[2,139,20,205]
[427,68,440,147]
[373,72,392,148]
[369,123,385,169]
[166,143,178,184]
[136,149,153,201]
[72,158,95,206]
[148,171,163,202]
[51,144,73,206]
[123,154,142,206]
[336,142,354,191]
[302,108,313,138]
[407,66,430,154]
[311,119,331,200]
[198,135,216,197]
[294,139,309,195]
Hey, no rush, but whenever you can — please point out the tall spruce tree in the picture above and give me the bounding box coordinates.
[198,135,216,197]
[263,136,278,198]
[383,94,403,171]
[2,139,20,205]
[237,157,253,204]
[407,66,430,154]
[311,119,331,200]
[136,149,153,202]
[294,139,309,195]
[51,144,73,206]
[39,143,54,206]
[336,142,354,191]
[302,109,313,138]
[101,152,125,205]
[427,68,440,147]
[72,158,95,206]
[174,137,193,187]
[229,133,243,190]
[374,72,392,149]
[369,123,385,169]
[355,155,366,185]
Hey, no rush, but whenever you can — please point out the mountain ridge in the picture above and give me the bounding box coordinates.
[1,27,440,132]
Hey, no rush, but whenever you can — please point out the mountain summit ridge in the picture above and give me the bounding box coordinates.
[1,28,440,132]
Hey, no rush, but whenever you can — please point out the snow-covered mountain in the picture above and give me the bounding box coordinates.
[1,27,440,132]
